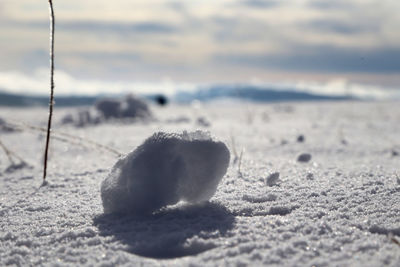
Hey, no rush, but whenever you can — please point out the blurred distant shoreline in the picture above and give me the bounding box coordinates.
[0,85,358,107]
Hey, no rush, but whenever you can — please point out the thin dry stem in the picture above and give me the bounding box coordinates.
[389,233,400,247]
[5,121,122,157]
[0,139,30,170]
[238,148,244,175]
[43,0,55,181]
[229,133,238,164]
[0,139,15,164]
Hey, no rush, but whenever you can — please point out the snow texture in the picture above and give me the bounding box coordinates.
[101,130,230,214]
[1,101,399,266]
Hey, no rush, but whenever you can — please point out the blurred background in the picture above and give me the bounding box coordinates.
[0,0,399,101]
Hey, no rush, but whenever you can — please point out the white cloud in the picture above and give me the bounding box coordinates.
[0,69,196,96]
[1,0,399,90]
[1,69,398,101]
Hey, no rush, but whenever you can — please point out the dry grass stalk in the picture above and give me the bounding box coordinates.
[389,233,400,247]
[0,139,30,171]
[5,121,122,157]
[238,148,244,175]
[229,133,238,164]
[43,0,55,182]
[0,139,15,164]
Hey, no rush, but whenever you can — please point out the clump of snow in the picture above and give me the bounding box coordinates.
[101,130,230,214]
[95,99,121,119]
[61,109,101,127]
[266,172,280,186]
[0,117,17,133]
[297,153,312,162]
[196,117,211,127]
[96,94,151,120]
[61,95,152,127]
[297,134,305,142]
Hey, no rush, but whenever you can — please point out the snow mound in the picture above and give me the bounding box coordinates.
[61,95,152,127]
[95,94,151,120]
[61,109,101,127]
[101,130,230,214]
[0,117,17,133]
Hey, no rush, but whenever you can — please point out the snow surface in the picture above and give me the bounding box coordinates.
[101,130,230,214]
[0,101,400,266]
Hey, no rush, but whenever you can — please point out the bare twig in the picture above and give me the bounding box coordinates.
[238,148,244,175]
[0,139,31,173]
[0,139,15,164]
[0,139,28,165]
[229,133,238,164]
[43,0,55,182]
[389,233,400,247]
[5,121,122,157]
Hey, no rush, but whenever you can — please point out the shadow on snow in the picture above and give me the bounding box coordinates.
[93,202,235,259]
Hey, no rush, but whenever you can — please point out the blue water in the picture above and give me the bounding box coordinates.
[0,84,356,107]
[174,84,353,103]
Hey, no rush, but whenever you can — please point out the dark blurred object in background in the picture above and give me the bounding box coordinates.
[154,94,168,106]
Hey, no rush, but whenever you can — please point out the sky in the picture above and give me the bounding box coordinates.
[0,0,399,96]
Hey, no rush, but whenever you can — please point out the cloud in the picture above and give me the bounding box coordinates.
[9,20,180,35]
[308,0,353,10]
[1,0,400,90]
[239,0,281,9]
[0,69,197,96]
[214,46,400,73]
[305,19,375,35]
[73,51,142,62]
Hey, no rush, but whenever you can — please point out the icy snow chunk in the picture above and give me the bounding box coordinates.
[266,172,280,186]
[101,130,230,214]
[95,98,121,119]
[297,153,312,163]
[297,135,305,143]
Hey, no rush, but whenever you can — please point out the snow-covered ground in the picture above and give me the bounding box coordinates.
[1,100,399,266]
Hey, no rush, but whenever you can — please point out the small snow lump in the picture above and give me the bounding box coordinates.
[101,130,230,214]
[297,153,312,163]
[266,172,280,186]
[297,135,305,143]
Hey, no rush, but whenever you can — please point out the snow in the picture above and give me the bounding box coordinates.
[95,94,151,120]
[60,95,152,127]
[101,130,230,214]
[266,172,280,187]
[297,153,312,162]
[0,101,400,266]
